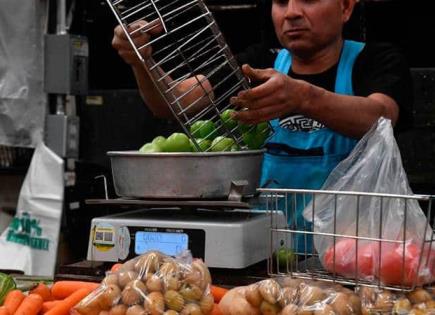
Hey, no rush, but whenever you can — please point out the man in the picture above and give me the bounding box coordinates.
[112,0,412,247]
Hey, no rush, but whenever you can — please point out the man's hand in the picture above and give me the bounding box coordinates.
[112,20,163,67]
[230,64,310,124]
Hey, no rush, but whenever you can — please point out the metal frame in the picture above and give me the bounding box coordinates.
[259,188,435,292]
[106,0,269,151]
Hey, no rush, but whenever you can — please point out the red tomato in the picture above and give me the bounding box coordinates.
[323,239,377,279]
[379,242,421,286]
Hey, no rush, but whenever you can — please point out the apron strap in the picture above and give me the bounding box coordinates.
[335,40,365,95]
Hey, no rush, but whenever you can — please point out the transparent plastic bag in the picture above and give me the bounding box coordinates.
[74,250,213,315]
[218,277,362,315]
[303,117,435,286]
[358,286,435,314]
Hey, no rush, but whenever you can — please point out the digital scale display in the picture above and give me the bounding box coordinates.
[135,231,189,256]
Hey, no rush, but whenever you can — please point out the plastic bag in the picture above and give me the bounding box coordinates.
[0,142,64,276]
[74,250,213,315]
[358,286,435,314]
[303,118,435,286]
[218,277,362,315]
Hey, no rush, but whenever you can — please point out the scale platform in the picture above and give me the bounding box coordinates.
[86,207,286,269]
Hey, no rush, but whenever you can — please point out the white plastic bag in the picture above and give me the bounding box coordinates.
[0,142,64,277]
[303,117,435,286]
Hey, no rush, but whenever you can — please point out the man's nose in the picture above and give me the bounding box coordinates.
[284,0,303,19]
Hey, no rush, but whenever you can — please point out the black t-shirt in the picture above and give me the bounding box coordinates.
[235,42,414,132]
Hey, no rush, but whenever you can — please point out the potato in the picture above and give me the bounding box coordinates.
[98,284,122,310]
[393,298,412,314]
[259,300,280,315]
[118,271,139,289]
[134,251,162,274]
[144,291,165,315]
[258,279,281,304]
[122,259,137,272]
[330,292,352,315]
[347,294,361,314]
[75,298,101,315]
[103,274,119,286]
[199,292,214,315]
[165,290,185,312]
[409,309,427,315]
[146,274,163,292]
[296,309,314,315]
[374,290,394,311]
[280,304,298,315]
[179,284,203,302]
[245,284,263,307]
[279,286,299,308]
[125,305,146,315]
[358,286,376,305]
[426,300,435,310]
[180,303,203,315]
[184,259,212,290]
[299,285,326,306]
[218,288,260,315]
[313,304,335,315]
[109,304,127,315]
[408,288,433,304]
[121,280,147,305]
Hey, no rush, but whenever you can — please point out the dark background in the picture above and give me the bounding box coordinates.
[67,0,434,90]
[57,0,435,260]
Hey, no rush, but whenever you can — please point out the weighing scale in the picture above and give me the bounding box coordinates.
[86,200,286,269]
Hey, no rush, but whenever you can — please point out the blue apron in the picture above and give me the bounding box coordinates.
[260,40,365,252]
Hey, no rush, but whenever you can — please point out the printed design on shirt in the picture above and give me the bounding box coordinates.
[6,212,49,251]
[280,115,325,131]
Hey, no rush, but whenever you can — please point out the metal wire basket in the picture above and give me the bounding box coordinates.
[259,188,435,292]
[106,0,267,151]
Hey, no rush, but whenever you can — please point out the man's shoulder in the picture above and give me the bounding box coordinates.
[357,41,406,64]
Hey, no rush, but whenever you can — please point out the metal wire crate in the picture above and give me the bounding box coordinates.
[106,0,268,151]
[259,188,435,292]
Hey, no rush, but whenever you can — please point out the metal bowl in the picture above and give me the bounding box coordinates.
[108,150,264,199]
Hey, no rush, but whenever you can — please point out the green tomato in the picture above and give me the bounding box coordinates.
[210,136,236,152]
[238,122,255,134]
[190,120,217,140]
[275,247,296,268]
[162,133,192,152]
[220,109,237,130]
[151,136,166,150]
[256,122,270,136]
[242,131,265,150]
[190,138,212,152]
[139,142,162,153]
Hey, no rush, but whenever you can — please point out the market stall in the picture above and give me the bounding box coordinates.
[1,0,435,314]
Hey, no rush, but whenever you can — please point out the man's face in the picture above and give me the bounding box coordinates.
[272,0,353,57]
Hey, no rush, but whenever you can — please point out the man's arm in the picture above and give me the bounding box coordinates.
[112,22,213,119]
[230,65,398,138]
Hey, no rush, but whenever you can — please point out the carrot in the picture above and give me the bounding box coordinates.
[45,288,92,315]
[41,301,62,314]
[211,303,223,315]
[210,285,229,303]
[0,306,10,315]
[30,283,52,301]
[2,290,25,315]
[14,294,43,315]
[110,263,122,273]
[51,281,99,300]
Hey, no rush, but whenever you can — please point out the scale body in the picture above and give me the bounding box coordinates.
[86,207,285,269]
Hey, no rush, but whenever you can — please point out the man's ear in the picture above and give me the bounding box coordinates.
[342,0,356,23]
